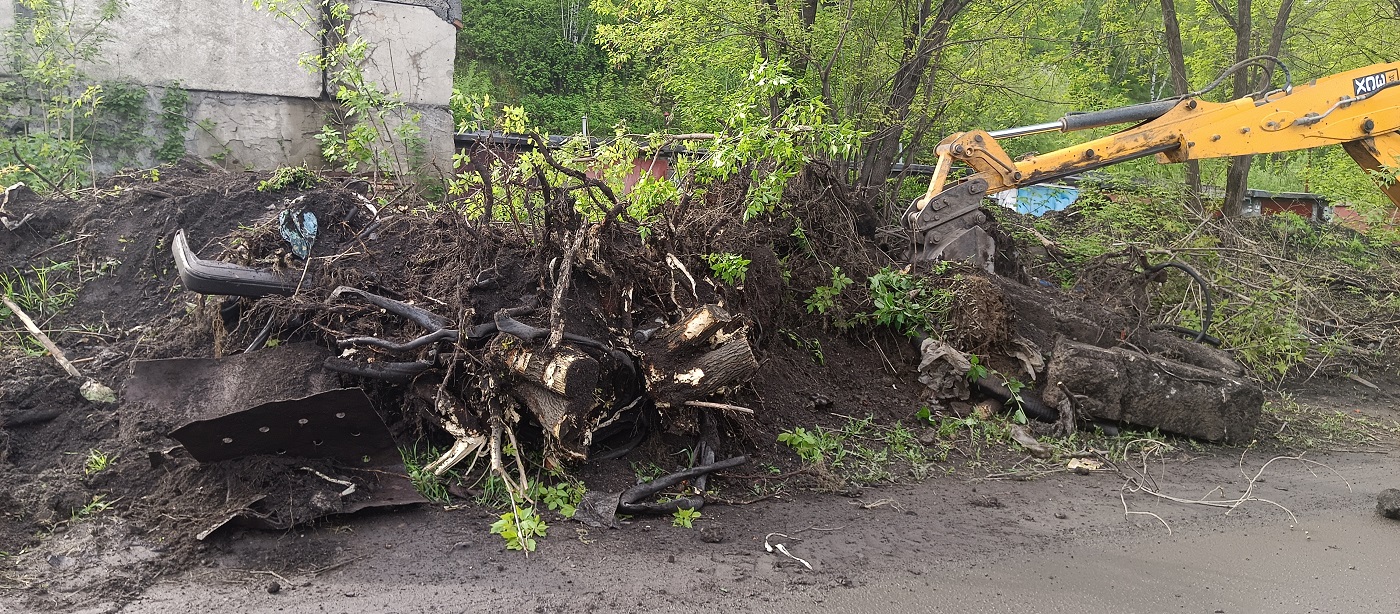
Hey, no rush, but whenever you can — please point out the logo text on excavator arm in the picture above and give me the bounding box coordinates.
[1354,70,1400,97]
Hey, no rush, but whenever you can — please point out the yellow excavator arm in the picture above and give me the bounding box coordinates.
[905,61,1400,267]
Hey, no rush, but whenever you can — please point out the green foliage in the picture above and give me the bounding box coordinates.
[533,481,584,518]
[490,506,548,552]
[863,267,954,337]
[155,85,191,163]
[671,507,701,528]
[777,427,838,464]
[781,416,951,485]
[0,2,192,189]
[455,0,661,134]
[400,444,451,504]
[965,355,989,382]
[89,81,151,166]
[625,171,677,235]
[699,57,863,221]
[69,494,113,522]
[631,461,665,483]
[1059,180,1193,264]
[0,0,123,192]
[1263,395,1400,449]
[1002,377,1029,425]
[258,165,323,192]
[1,261,78,319]
[703,252,750,286]
[805,267,853,315]
[779,329,825,365]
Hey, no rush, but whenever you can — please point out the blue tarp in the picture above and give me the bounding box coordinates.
[996,184,1080,216]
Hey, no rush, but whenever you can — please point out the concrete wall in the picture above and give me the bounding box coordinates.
[0,0,456,172]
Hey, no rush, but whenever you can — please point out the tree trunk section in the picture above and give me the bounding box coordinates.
[640,305,760,434]
[1220,0,1253,217]
[496,344,602,461]
[1041,338,1262,443]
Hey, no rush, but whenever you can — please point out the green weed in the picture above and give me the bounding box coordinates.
[806,266,853,315]
[1262,395,1400,449]
[400,444,451,504]
[83,449,112,475]
[631,461,665,483]
[490,506,548,552]
[862,266,954,337]
[533,481,584,518]
[70,495,112,522]
[671,507,701,528]
[257,164,322,192]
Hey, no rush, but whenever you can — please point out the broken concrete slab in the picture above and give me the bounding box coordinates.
[1041,337,1262,443]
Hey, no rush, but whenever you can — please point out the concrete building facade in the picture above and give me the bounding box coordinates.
[0,0,457,173]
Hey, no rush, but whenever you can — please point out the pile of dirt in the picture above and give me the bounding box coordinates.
[0,160,1375,610]
[0,163,931,604]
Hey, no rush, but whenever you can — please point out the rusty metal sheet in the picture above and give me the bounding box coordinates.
[169,388,399,466]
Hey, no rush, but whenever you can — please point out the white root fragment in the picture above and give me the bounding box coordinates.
[300,467,357,497]
[684,400,756,415]
[665,253,699,300]
[762,533,813,570]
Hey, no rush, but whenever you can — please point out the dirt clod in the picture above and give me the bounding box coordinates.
[1378,489,1400,519]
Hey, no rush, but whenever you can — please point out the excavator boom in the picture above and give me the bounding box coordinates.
[905,61,1400,267]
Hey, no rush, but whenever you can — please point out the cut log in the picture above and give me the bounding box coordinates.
[495,343,603,461]
[1041,337,1262,443]
[639,305,760,434]
[651,303,730,351]
[646,333,757,404]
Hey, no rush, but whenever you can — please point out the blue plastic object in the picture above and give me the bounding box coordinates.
[278,210,318,259]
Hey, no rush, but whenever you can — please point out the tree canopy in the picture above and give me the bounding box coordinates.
[453,0,1400,222]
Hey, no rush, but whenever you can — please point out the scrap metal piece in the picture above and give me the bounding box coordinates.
[127,344,427,538]
[172,229,297,297]
[126,344,398,465]
[194,467,427,540]
[168,388,398,466]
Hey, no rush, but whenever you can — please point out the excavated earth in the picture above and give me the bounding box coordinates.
[1,165,1398,613]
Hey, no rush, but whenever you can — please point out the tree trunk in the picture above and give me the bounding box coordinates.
[1220,0,1292,217]
[852,0,970,236]
[1220,0,1253,218]
[1041,339,1262,444]
[1159,0,1201,203]
[495,344,603,461]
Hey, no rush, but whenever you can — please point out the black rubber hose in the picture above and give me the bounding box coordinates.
[244,312,278,354]
[974,377,1058,423]
[1150,324,1223,347]
[493,313,613,351]
[1143,260,1214,345]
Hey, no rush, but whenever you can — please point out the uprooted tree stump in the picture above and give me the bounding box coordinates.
[1041,337,1263,443]
[638,304,759,433]
[493,342,605,462]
